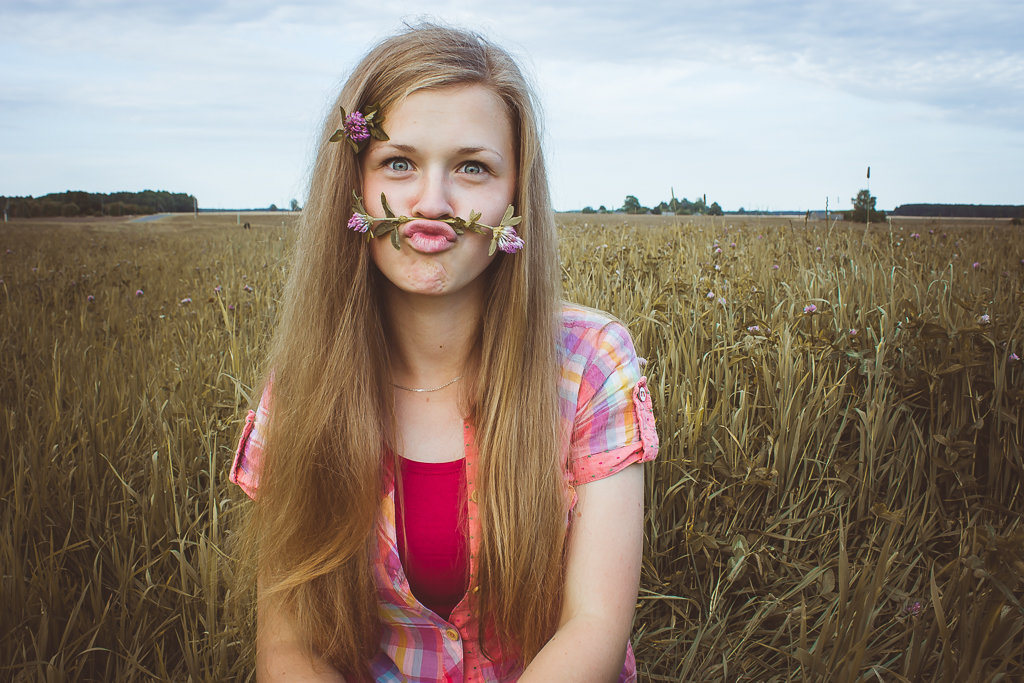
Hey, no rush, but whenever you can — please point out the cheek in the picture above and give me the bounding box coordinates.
[360,178,382,214]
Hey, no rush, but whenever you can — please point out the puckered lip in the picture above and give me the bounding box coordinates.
[401,219,458,242]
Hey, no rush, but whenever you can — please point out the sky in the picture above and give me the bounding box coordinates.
[1,0,1021,212]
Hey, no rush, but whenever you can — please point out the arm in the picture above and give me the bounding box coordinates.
[257,584,348,683]
[518,462,645,682]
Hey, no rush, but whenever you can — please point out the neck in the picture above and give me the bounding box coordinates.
[380,281,485,389]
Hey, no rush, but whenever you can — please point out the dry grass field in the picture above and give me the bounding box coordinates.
[1,212,1022,681]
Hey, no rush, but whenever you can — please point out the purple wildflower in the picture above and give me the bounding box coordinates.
[5,249,12,255]
[243,284,253,293]
[747,325,760,333]
[228,304,235,312]
[979,314,990,325]
[180,297,192,305]
[1009,352,1020,362]
[135,289,144,297]
[714,247,722,254]
[910,232,920,238]
[972,261,980,269]
[772,264,780,270]
[706,291,715,300]
[815,246,822,252]
[87,294,95,303]
[804,303,817,314]
[714,264,721,271]
[214,285,222,293]
[906,601,922,617]
[348,212,373,233]
[638,357,648,367]
[849,328,858,336]
[492,225,524,254]
[344,111,370,142]
[730,242,736,248]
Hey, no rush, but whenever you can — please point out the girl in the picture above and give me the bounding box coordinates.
[230,24,658,682]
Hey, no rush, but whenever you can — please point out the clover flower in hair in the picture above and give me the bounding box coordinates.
[329,104,389,153]
[348,192,524,255]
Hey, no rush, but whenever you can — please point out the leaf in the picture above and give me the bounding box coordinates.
[390,225,401,250]
[501,205,514,225]
[329,129,345,142]
[381,193,395,219]
[919,322,948,339]
[347,138,358,154]
[488,239,497,256]
[371,127,389,141]
[351,191,365,214]
[339,106,347,120]
[820,568,835,595]
[508,216,522,226]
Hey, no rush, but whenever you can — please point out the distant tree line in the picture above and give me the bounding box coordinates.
[1,190,197,218]
[890,204,1024,219]
[581,192,723,216]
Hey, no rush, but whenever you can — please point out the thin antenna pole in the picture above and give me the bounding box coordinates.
[866,166,871,232]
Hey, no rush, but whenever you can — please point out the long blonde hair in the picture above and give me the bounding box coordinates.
[238,24,565,676]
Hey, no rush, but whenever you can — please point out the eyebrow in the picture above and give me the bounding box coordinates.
[378,142,505,160]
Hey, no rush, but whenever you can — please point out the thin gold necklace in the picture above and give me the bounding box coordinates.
[392,375,463,393]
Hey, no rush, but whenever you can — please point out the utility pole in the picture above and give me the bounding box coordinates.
[866,166,871,231]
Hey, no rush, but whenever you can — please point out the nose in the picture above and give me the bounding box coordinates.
[410,170,454,220]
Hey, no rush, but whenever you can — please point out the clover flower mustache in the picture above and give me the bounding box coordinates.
[348,192,524,255]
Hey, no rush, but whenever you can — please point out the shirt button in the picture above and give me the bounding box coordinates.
[445,627,460,641]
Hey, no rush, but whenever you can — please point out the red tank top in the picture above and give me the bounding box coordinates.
[394,456,468,620]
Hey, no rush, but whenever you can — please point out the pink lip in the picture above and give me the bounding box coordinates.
[402,219,458,253]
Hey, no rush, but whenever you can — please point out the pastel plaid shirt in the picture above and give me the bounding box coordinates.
[230,303,659,682]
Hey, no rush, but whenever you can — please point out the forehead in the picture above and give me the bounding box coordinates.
[382,85,515,151]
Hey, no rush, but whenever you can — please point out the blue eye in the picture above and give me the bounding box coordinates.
[387,158,411,172]
[459,161,487,175]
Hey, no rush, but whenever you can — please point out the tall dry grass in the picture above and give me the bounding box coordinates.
[1,213,1022,681]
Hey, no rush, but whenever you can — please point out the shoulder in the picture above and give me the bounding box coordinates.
[557,301,643,423]
[558,303,659,484]
[560,301,621,334]
[229,378,273,500]
[559,302,637,363]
